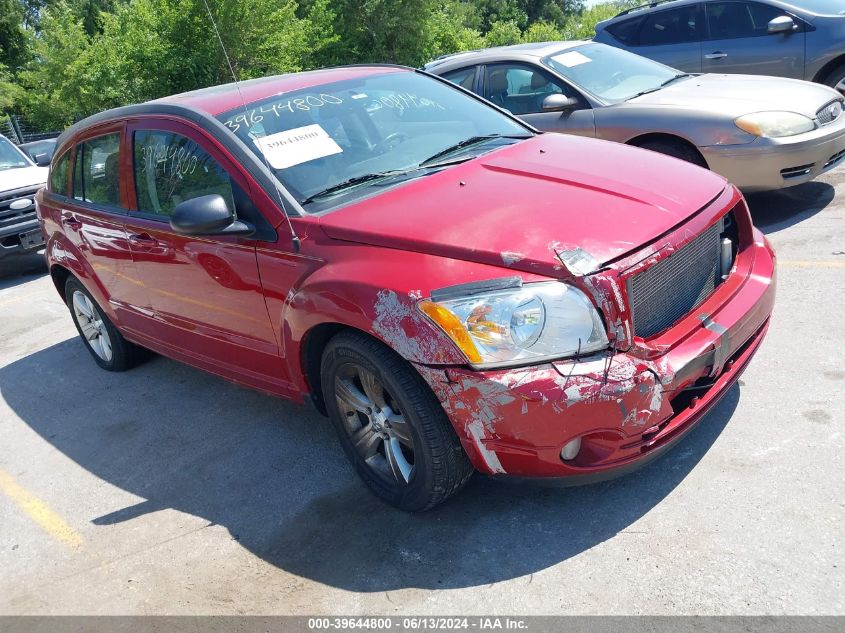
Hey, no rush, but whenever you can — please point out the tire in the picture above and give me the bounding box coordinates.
[64,276,148,371]
[636,138,707,168]
[823,64,845,97]
[321,331,473,511]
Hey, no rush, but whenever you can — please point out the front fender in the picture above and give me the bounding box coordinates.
[278,244,548,394]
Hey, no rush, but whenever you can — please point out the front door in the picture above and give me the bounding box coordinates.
[702,1,805,78]
[124,120,283,388]
[483,63,596,137]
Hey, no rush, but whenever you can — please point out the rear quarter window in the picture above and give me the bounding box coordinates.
[50,151,70,196]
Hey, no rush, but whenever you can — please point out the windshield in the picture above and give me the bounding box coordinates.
[0,136,31,171]
[783,0,845,15]
[218,71,531,210]
[544,43,683,104]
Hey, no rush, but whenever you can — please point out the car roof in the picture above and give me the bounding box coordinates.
[57,65,410,154]
[425,41,590,71]
[607,0,696,21]
[152,65,408,116]
[598,0,830,26]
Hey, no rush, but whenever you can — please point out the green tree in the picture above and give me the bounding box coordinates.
[0,62,23,113]
[0,0,28,70]
[485,19,522,47]
[425,2,485,60]
[522,19,561,42]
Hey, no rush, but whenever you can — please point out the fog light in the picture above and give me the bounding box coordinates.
[560,437,582,461]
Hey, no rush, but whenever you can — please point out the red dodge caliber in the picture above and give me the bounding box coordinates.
[37,66,775,510]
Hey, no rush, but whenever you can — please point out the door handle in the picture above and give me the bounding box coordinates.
[705,52,728,60]
[128,233,161,248]
[61,214,82,230]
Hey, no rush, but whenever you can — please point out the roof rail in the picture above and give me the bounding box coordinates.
[614,0,679,18]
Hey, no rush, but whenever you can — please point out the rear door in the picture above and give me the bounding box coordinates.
[702,1,805,78]
[124,119,282,383]
[482,62,596,137]
[630,4,704,72]
[62,125,152,332]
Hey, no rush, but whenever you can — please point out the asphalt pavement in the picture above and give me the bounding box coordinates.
[0,166,842,615]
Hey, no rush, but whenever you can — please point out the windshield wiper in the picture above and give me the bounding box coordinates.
[660,73,693,87]
[418,134,532,167]
[627,74,692,101]
[300,170,411,204]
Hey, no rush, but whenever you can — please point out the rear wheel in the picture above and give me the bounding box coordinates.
[321,331,473,511]
[823,64,845,97]
[635,138,707,168]
[64,277,147,371]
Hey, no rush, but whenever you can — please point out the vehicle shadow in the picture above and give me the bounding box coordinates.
[0,252,47,289]
[0,339,739,591]
[745,180,835,234]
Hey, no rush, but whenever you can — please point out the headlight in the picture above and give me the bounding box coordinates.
[418,281,608,368]
[735,111,815,138]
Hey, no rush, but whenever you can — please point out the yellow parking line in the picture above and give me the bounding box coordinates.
[779,260,845,268]
[0,466,83,548]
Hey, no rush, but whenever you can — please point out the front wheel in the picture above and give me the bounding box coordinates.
[636,138,707,168]
[823,65,845,97]
[321,331,473,511]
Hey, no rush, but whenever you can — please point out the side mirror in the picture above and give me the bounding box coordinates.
[170,194,254,236]
[34,153,51,167]
[542,94,579,113]
[768,15,795,34]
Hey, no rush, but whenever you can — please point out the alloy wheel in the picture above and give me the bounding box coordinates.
[72,290,113,362]
[334,363,415,485]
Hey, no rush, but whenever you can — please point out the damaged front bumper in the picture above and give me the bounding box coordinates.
[416,228,776,480]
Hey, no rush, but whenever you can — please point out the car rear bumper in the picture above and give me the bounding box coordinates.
[700,119,845,191]
[416,233,776,479]
[0,217,43,259]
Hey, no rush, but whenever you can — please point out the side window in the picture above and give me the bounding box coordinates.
[441,67,477,91]
[639,6,702,46]
[706,2,792,39]
[73,133,122,207]
[49,151,70,196]
[133,130,235,218]
[485,64,572,115]
[606,17,645,45]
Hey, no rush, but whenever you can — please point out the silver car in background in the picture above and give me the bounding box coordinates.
[425,41,845,191]
[594,0,845,96]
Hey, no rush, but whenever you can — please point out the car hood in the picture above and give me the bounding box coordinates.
[318,135,727,277]
[0,166,48,192]
[629,74,841,118]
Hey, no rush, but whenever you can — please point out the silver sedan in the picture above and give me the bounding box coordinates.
[425,41,845,191]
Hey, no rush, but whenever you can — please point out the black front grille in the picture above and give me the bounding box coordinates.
[628,222,721,339]
[781,163,814,179]
[824,149,845,170]
[0,184,41,232]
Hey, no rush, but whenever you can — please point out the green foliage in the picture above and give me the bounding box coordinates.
[0,63,23,113]
[425,3,486,60]
[0,0,28,70]
[522,20,562,43]
[560,1,638,40]
[485,20,523,47]
[2,0,637,130]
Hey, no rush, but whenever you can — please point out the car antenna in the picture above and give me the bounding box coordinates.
[200,0,301,253]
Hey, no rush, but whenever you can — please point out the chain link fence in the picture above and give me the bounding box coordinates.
[0,114,60,144]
